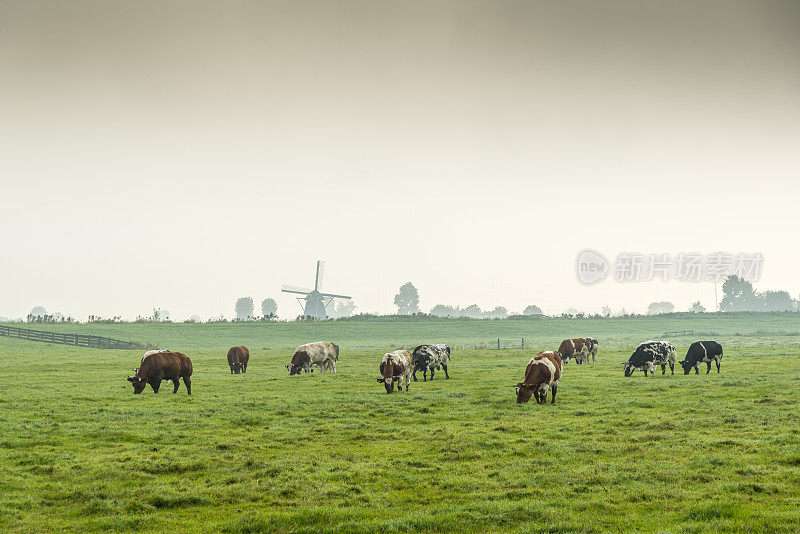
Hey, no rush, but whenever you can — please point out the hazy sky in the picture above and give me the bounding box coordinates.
[1,0,798,320]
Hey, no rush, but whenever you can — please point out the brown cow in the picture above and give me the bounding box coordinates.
[227,346,250,374]
[515,350,563,404]
[557,338,593,365]
[377,350,414,394]
[127,352,193,394]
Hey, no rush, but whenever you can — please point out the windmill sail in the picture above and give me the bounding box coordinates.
[314,261,325,291]
[281,284,313,295]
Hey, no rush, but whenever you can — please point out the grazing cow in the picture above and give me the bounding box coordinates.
[285,341,339,375]
[624,341,677,377]
[680,341,723,374]
[227,346,250,374]
[412,344,451,381]
[127,352,193,394]
[377,350,414,394]
[557,338,593,365]
[515,351,563,404]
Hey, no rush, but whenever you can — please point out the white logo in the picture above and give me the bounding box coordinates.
[576,249,609,285]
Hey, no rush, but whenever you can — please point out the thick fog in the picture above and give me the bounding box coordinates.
[1,1,798,320]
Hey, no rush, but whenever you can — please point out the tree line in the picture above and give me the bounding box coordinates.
[9,275,800,325]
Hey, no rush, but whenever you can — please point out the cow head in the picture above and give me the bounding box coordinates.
[378,360,397,393]
[232,362,243,374]
[287,351,310,376]
[515,382,535,404]
[127,375,147,394]
[678,360,694,374]
[623,362,635,377]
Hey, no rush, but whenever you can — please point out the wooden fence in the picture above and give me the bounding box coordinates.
[493,338,526,350]
[661,330,694,338]
[0,325,149,350]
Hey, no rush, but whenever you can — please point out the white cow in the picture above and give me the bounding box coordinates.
[286,341,339,375]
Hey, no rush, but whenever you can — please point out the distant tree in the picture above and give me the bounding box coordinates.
[486,306,508,319]
[187,315,202,323]
[523,305,543,316]
[719,275,761,311]
[430,304,455,317]
[647,301,675,315]
[29,306,47,320]
[235,297,255,320]
[462,304,482,318]
[328,300,357,319]
[261,298,278,317]
[762,290,793,311]
[689,301,706,313]
[601,305,612,317]
[394,282,420,314]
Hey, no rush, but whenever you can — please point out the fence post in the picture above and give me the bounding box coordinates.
[497,338,500,349]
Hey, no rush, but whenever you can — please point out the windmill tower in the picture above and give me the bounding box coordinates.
[282,261,351,320]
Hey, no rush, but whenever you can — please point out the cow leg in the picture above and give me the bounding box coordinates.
[430,368,435,381]
[230,366,234,374]
[243,361,248,373]
[413,370,418,382]
[716,358,721,373]
[695,364,700,374]
[661,364,666,375]
[405,375,411,392]
[706,361,712,374]
[442,363,450,379]
[643,369,648,377]
[183,375,192,395]
[551,384,557,404]
[173,379,180,393]
[669,362,674,374]
[423,370,427,382]
[152,379,162,393]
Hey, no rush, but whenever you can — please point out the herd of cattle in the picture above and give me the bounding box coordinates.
[126,338,723,404]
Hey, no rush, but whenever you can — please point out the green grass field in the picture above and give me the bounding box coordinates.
[1,315,799,532]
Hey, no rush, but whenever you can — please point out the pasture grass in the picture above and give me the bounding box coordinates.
[0,318,799,532]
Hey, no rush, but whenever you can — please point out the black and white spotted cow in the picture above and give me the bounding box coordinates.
[623,341,677,377]
[679,341,723,374]
[586,338,599,365]
[412,344,451,381]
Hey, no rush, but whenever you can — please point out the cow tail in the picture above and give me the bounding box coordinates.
[333,343,339,361]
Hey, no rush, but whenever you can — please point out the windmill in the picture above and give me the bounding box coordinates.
[282,261,351,320]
